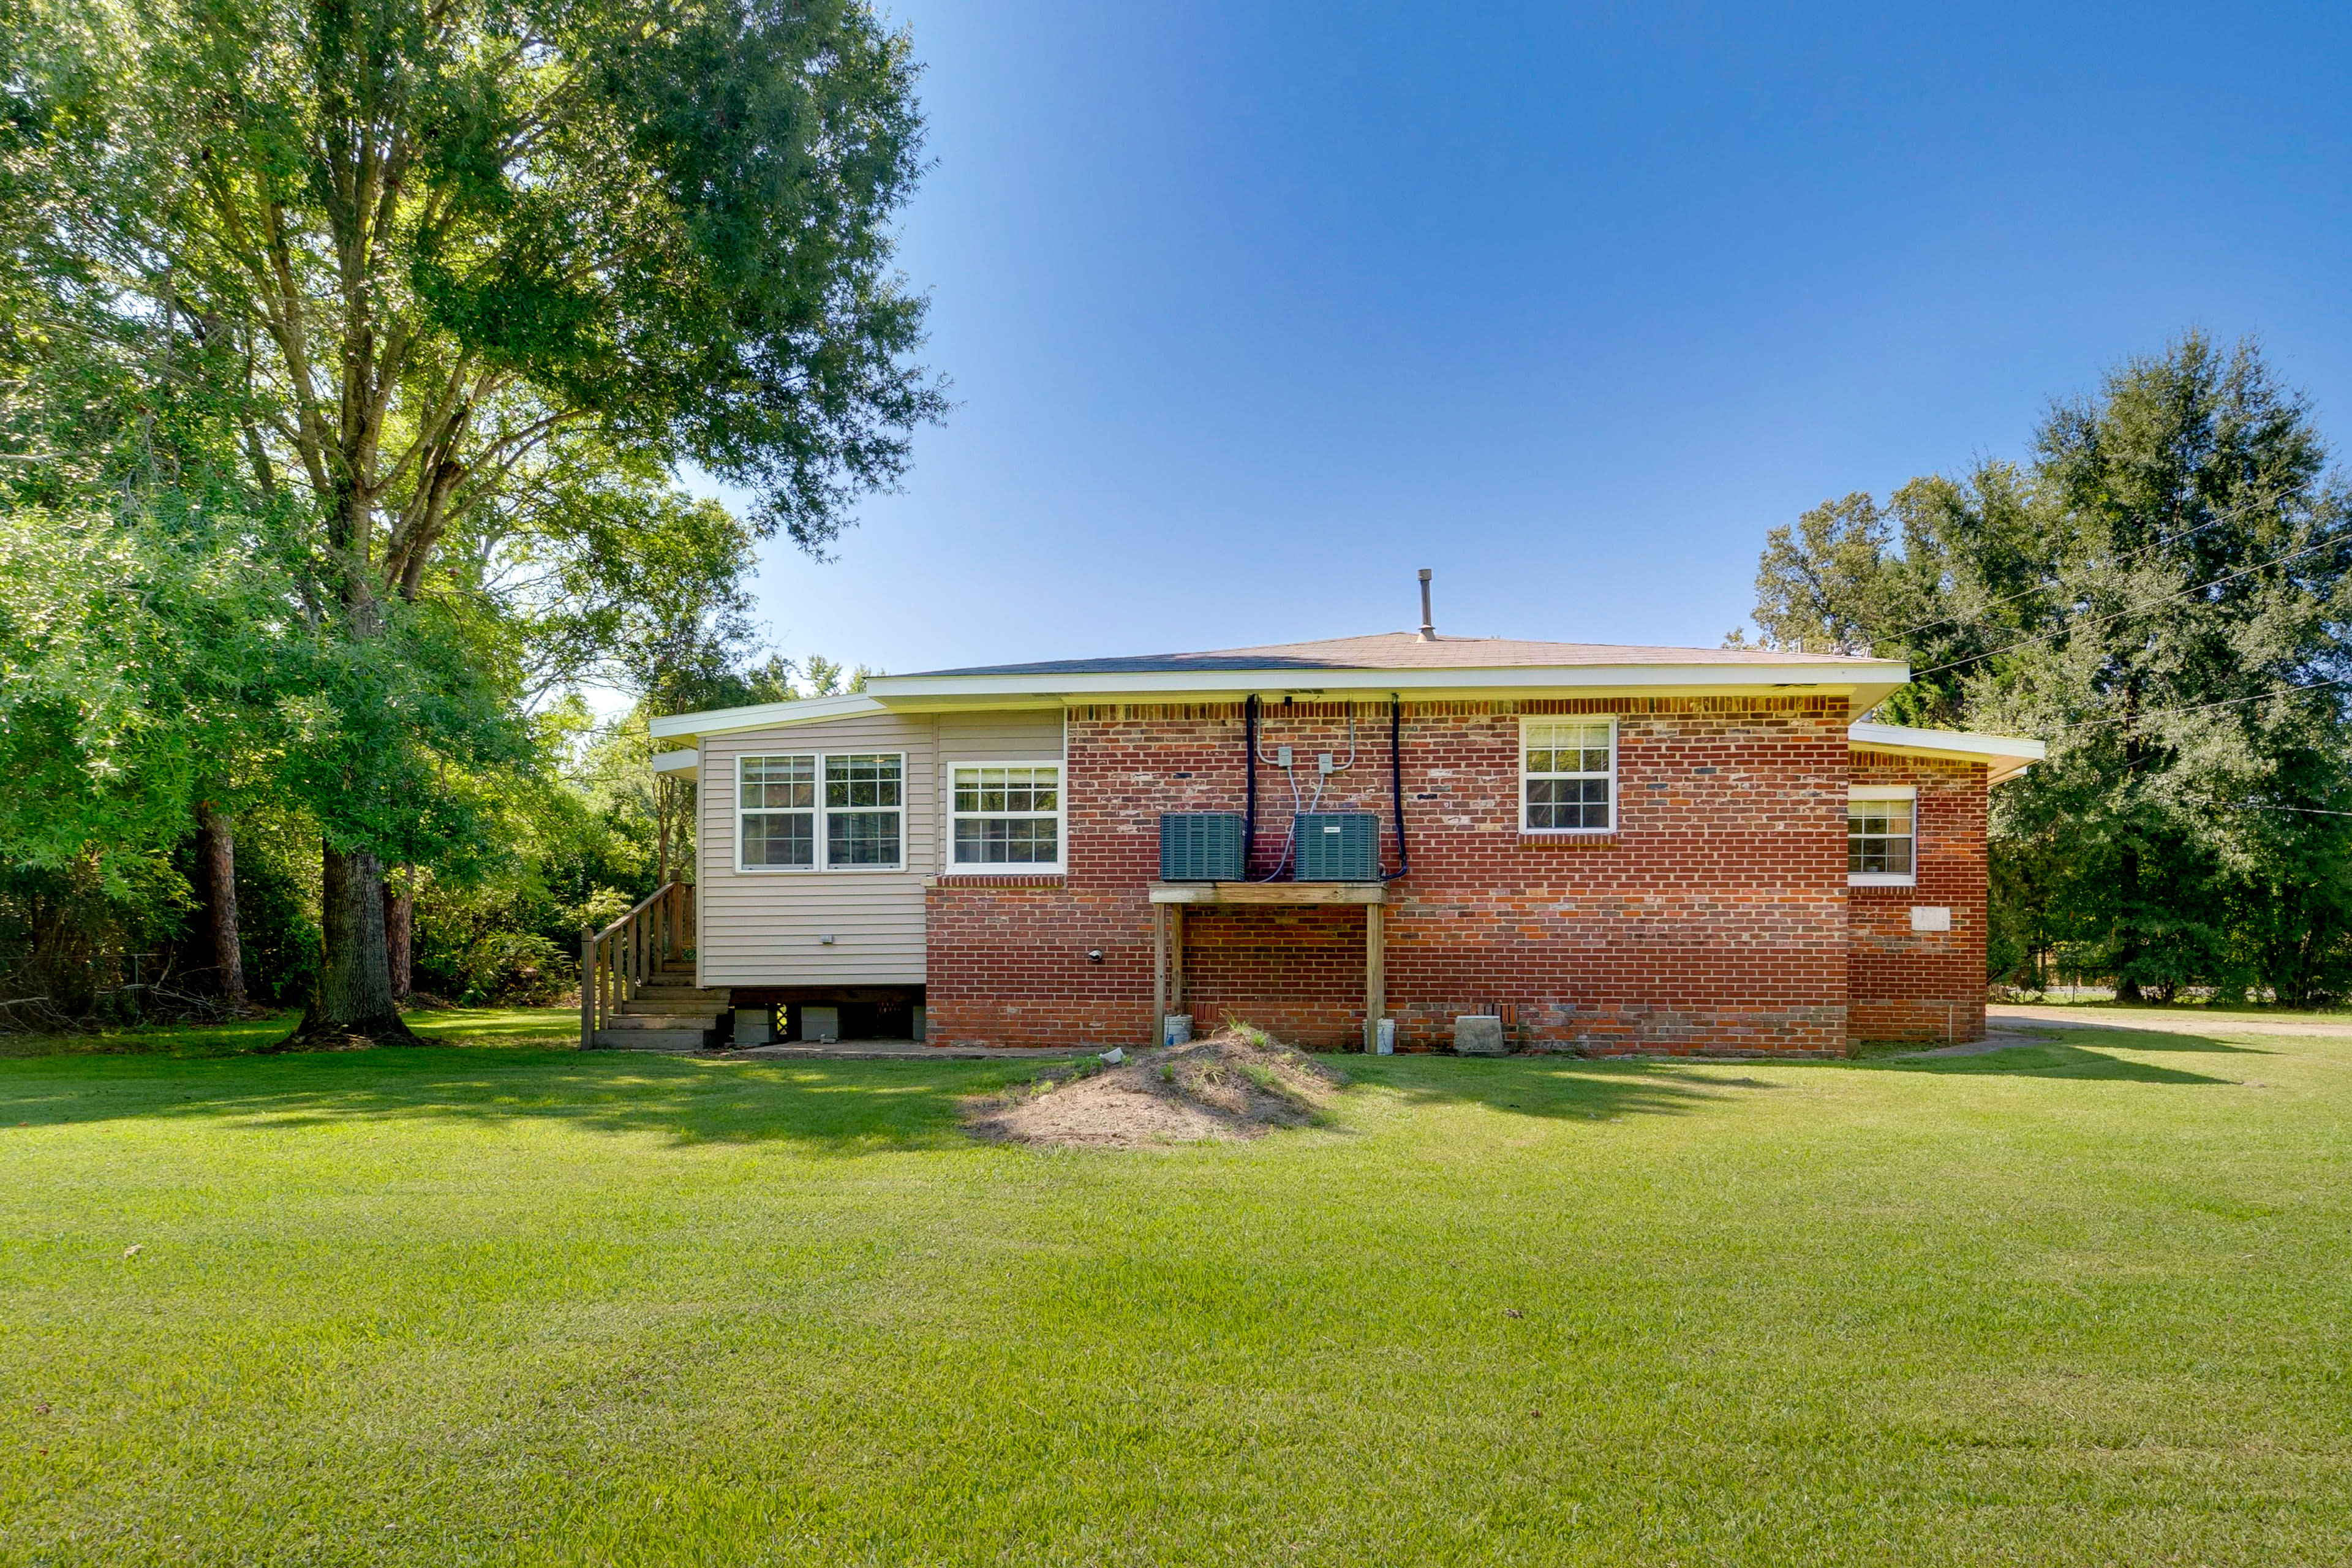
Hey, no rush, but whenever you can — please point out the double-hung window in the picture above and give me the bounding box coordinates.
[824,754,903,867]
[950,763,1063,870]
[1848,786,1916,886]
[1523,718,1616,833]
[739,755,816,868]
[737,752,904,871]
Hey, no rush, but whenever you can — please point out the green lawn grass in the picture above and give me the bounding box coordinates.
[4,1021,2350,1564]
[2003,996,2352,1022]
[0,1006,579,1060]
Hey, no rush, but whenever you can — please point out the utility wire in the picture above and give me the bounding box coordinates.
[2213,801,2352,817]
[2048,675,2352,731]
[1909,532,2352,682]
[1872,500,2266,644]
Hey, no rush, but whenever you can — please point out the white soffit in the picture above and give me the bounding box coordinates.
[648,693,886,742]
[1849,722,2046,784]
[647,663,1922,741]
[651,748,698,775]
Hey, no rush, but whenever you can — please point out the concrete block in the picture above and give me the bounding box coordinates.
[1453,1014,1507,1056]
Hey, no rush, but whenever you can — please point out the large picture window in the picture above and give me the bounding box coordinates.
[736,752,903,872]
[1849,786,1916,886]
[951,763,1062,869]
[1522,718,1616,832]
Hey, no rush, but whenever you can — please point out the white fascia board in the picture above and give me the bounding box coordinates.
[1848,721,2047,783]
[861,660,1913,710]
[652,748,698,775]
[648,693,885,742]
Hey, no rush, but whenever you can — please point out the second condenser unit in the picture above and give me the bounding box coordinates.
[1294,812,1381,881]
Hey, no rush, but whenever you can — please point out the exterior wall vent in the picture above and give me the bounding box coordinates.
[1160,813,1245,881]
[1295,812,1381,881]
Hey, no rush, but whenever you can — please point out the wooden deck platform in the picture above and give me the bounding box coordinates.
[1148,882,1386,1051]
[1145,880,1385,904]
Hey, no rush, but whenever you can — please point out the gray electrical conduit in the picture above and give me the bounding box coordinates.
[1252,709,1355,880]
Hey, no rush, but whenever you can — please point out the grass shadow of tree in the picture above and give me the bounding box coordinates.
[1868,1028,2257,1084]
[0,1049,1042,1153]
[1348,1055,1766,1122]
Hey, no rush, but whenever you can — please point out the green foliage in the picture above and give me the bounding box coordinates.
[1747,333,2352,1002]
[2,0,940,1032]
[1,0,934,1025]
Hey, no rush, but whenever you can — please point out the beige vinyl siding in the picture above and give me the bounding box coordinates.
[699,710,939,988]
[935,710,1068,876]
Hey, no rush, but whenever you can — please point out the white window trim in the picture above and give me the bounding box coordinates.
[944,758,1066,875]
[1519,715,1619,835]
[1848,784,1917,888]
[734,750,907,874]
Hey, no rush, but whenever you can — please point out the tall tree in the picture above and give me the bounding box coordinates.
[1747,334,2352,1003]
[11,0,942,1042]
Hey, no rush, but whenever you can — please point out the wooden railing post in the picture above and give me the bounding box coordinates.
[585,881,692,1041]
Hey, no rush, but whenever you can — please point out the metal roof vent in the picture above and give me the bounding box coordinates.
[1417,568,1435,641]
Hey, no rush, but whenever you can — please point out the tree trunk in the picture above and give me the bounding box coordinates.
[383,867,413,1003]
[281,842,418,1048]
[197,802,249,1007]
[2114,843,2143,1003]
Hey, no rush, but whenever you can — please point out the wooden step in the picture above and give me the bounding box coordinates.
[603,1008,726,1028]
[589,1027,715,1052]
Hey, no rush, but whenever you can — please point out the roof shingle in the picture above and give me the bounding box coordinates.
[905,631,1876,679]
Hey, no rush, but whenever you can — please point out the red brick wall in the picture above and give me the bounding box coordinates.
[1847,750,1989,1043]
[926,696,1856,1055]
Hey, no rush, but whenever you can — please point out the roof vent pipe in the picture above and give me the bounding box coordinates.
[1416,568,1434,642]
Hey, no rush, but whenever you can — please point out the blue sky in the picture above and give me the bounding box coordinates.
[693,1,2352,679]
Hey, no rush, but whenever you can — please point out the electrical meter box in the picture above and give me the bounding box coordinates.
[1295,812,1381,881]
[1159,812,1246,881]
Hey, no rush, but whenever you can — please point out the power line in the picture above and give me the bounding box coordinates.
[2213,800,2352,818]
[2049,675,2352,731]
[1910,532,2352,682]
[1872,499,2269,644]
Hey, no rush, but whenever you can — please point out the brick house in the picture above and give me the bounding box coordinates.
[639,630,2040,1055]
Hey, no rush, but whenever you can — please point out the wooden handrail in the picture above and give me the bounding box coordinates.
[594,881,676,944]
[581,881,695,1049]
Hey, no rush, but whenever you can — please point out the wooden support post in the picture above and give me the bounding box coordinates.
[580,925,594,1050]
[1169,906,1185,1014]
[1152,902,1169,1032]
[1363,902,1385,1053]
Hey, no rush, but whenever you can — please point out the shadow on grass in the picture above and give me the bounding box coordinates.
[0,1047,1039,1153]
[0,1042,1777,1151]
[0,1008,579,1060]
[1347,1054,1768,1122]
[1868,1027,2258,1084]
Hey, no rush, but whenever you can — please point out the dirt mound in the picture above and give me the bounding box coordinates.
[966,1028,1346,1149]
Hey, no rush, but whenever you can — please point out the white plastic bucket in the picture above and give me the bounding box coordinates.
[1374,1017,1396,1055]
